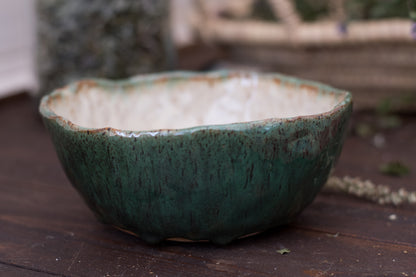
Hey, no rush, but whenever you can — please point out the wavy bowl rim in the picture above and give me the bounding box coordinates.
[39,71,352,137]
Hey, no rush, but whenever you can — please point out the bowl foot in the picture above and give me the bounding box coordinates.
[113,225,263,245]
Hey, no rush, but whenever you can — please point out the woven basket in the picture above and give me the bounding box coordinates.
[226,43,416,111]
[178,0,416,111]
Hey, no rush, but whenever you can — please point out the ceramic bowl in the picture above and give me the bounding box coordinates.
[39,71,352,244]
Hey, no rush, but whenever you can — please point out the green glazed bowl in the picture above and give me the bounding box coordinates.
[39,71,352,244]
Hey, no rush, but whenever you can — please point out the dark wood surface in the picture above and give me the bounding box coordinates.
[0,94,415,277]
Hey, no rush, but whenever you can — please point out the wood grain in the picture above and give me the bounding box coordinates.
[0,94,415,276]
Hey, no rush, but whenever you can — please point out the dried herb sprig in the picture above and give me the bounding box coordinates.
[324,176,416,206]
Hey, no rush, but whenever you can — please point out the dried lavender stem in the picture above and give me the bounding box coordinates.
[324,176,416,206]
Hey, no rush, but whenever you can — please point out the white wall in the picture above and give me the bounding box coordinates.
[0,0,38,98]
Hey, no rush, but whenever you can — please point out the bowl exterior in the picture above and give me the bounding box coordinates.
[40,72,352,244]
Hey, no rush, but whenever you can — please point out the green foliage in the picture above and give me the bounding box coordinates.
[347,0,409,20]
[295,0,329,21]
[293,0,411,21]
[380,161,411,177]
[252,0,278,21]
[355,122,375,138]
[37,0,170,95]
[377,115,402,129]
[376,98,394,115]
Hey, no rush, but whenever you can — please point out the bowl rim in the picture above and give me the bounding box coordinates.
[39,71,352,137]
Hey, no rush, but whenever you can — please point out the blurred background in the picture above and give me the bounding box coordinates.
[0,0,415,113]
[1,2,415,273]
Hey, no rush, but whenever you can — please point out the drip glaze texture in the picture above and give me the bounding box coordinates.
[39,71,352,244]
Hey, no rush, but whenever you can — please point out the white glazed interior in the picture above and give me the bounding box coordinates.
[49,75,344,131]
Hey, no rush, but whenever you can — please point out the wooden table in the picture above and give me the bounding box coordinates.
[1,94,415,277]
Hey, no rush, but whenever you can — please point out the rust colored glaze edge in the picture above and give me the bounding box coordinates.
[39,71,352,245]
[39,71,351,137]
